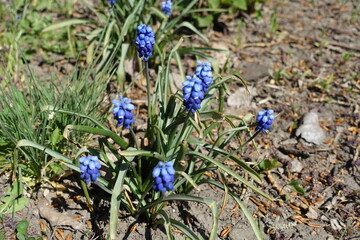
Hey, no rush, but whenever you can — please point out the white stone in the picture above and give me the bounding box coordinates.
[296,112,327,145]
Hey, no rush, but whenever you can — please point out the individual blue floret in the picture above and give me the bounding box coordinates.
[108,0,116,5]
[152,161,175,193]
[195,61,213,92]
[79,156,101,184]
[112,94,135,129]
[161,0,173,16]
[182,75,204,113]
[135,24,155,61]
[255,109,275,133]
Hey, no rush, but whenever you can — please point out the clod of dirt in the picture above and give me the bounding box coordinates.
[38,199,85,230]
[227,87,257,108]
[241,63,269,82]
[295,112,327,145]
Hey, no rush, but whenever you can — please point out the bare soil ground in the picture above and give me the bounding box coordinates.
[1,0,359,239]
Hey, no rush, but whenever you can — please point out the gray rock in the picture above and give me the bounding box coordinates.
[295,112,327,145]
[289,158,303,172]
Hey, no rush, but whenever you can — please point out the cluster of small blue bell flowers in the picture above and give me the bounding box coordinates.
[107,0,116,5]
[79,156,101,184]
[182,61,213,113]
[152,161,175,193]
[161,0,173,16]
[256,109,275,133]
[135,24,155,61]
[195,61,213,92]
[182,75,204,113]
[112,95,135,129]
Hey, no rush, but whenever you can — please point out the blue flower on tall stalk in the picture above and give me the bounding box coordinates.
[182,75,204,113]
[152,161,175,193]
[161,0,173,16]
[135,24,155,61]
[195,61,213,92]
[79,156,101,184]
[107,0,116,5]
[256,109,275,133]
[112,95,135,129]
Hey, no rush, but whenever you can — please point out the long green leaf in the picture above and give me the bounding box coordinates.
[156,210,174,240]
[42,19,90,32]
[139,194,218,240]
[41,105,108,130]
[109,163,129,240]
[65,125,128,149]
[170,218,204,240]
[188,151,273,201]
[201,179,263,240]
[16,139,74,166]
[175,22,209,44]
[119,150,164,161]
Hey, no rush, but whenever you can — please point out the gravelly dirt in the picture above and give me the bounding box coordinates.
[1,0,359,239]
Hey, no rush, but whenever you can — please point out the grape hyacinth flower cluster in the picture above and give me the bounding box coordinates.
[195,61,213,92]
[152,161,175,193]
[135,24,155,61]
[112,95,135,129]
[182,61,213,113]
[79,156,101,184]
[161,0,173,16]
[107,0,116,5]
[182,75,204,113]
[256,109,275,133]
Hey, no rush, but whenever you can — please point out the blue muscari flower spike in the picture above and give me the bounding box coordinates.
[256,109,275,133]
[112,95,135,129]
[79,156,101,184]
[195,61,213,92]
[152,161,175,193]
[182,75,204,114]
[135,24,155,62]
[107,0,116,5]
[161,0,173,16]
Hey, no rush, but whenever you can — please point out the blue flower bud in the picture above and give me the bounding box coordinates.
[135,24,155,61]
[195,61,213,93]
[79,155,101,184]
[256,109,275,133]
[161,0,173,16]
[112,94,135,129]
[152,161,176,193]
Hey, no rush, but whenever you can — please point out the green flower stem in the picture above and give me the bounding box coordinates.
[218,85,224,113]
[145,61,152,131]
[169,110,192,155]
[240,129,262,148]
[130,127,139,149]
[75,157,93,211]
